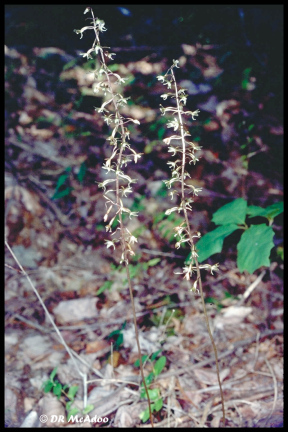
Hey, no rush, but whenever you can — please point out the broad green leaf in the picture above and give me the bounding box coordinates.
[212,198,247,225]
[246,205,266,218]
[264,202,283,219]
[148,388,159,400]
[195,224,239,263]
[154,398,163,412]
[153,356,166,377]
[237,224,274,273]
[247,202,283,221]
[67,385,79,400]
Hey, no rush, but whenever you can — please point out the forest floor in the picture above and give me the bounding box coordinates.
[5,38,283,427]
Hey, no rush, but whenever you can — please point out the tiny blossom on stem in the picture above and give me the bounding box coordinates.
[159,61,225,424]
[159,62,219,280]
[75,9,154,425]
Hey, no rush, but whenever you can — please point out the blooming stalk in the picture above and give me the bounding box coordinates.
[74,8,153,426]
[158,60,225,425]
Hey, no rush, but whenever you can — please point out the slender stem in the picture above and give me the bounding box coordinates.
[171,68,226,426]
[91,10,154,426]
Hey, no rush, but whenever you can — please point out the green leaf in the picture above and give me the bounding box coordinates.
[145,373,154,387]
[195,224,239,263]
[153,212,166,224]
[147,258,161,267]
[43,381,54,393]
[154,398,163,412]
[115,333,123,349]
[63,58,78,71]
[212,198,247,225]
[247,202,283,221]
[67,385,79,400]
[107,328,121,338]
[134,355,149,367]
[55,173,69,191]
[96,280,113,295]
[140,373,154,398]
[49,367,58,381]
[246,205,266,218]
[77,162,87,183]
[66,401,73,411]
[276,246,284,261]
[147,388,159,400]
[108,63,119,72]
[237,224,275,273]
[51,187,73,200]
[83,404,94,415]
[67,407,80,422]
[53,382,62,398]
[153,356,166,377]
[151,350,162,361]
[139,407,151,423]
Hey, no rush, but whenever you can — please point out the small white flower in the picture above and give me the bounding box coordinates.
[105,240,116,250]
[129,235,138,245]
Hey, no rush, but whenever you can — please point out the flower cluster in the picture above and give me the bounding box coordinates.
[158,60,218,290]
[75,8,142,264]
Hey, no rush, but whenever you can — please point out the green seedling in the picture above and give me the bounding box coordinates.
[51,162,87,200]
[134,353,167,423]
[106,321,126,350]
[42,367,94,421]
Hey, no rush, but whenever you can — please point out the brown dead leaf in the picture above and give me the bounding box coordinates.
[86,340,110,355]
[194,367,229,386]
[107,351,121,368]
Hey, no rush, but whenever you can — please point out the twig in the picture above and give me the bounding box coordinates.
[140,248,185,259]
[5,240,105,400]
[8,138,73,167]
